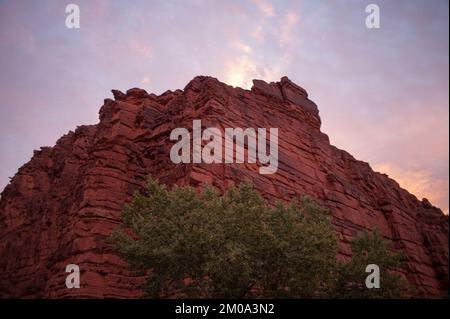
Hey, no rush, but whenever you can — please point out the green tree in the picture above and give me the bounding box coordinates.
[332,230,413,298]
[110,177,412,298]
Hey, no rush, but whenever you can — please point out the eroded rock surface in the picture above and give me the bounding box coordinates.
[0,76,448,298]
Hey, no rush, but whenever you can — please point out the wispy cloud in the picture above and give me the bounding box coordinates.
[279,12,300,49]
[251,0,276,18]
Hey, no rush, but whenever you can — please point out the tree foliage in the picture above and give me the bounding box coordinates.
[332,230,412,298]
[110,178,412,298]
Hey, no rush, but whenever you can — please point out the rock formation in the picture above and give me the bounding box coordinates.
[0,76,448,298]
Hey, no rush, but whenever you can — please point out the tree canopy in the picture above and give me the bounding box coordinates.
[110,178,412,298]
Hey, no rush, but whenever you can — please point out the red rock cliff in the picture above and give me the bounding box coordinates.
[0,76,448,298]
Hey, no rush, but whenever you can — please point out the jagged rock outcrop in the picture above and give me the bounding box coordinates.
[0,76,448,298]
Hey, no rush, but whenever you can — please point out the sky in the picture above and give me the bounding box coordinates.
[0,0,448,213]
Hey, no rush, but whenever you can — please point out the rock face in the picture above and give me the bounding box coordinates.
[0,76,448,298]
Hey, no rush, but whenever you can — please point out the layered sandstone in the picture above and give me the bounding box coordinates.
[0,76,448,298]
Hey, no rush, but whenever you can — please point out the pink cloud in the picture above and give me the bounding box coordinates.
[374,163,449,214]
